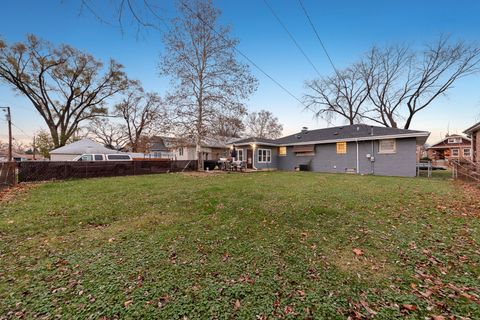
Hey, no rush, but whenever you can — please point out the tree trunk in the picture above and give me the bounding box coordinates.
[196,142,204,171]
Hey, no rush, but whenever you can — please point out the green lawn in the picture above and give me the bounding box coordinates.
[1,172,479,319]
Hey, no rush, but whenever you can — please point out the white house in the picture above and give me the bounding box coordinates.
[149,136,232,161]
[49,138,122,161]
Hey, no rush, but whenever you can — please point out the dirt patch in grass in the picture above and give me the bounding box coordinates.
[0,183,39,203]
[329,248,394,281]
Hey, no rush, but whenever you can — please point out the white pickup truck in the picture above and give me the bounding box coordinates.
[72,154,133,161]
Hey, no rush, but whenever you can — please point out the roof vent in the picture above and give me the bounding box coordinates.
[301,127,308,134]
[333,132,339,135]
[296,134,302,139]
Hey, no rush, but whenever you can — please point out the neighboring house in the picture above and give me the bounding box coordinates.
[149,136,231,161]
[464,121,480,163]
[230,124,430,177]
[49,138,122,161]
[0,150,46,162]
[426,134,472,167]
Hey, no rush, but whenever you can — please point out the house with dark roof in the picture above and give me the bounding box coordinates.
[230,124,430,177]
[149,136,232,161]
[426,134,472,167]
[464,121,480,163]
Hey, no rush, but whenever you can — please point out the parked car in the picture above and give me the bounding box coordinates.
[72,154,133,161]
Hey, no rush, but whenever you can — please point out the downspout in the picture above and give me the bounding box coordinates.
[371,126,375,175]
[356,139,359,174]
[251,143,258,170]
[370,140,375,174]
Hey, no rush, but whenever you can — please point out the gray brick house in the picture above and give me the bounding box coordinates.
[230,124,430,177]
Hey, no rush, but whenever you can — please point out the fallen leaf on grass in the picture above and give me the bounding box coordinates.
[124,299,133,308]
[360,300,377,315]
[352,248,363,256]
[431,316,445,320]
[402,304,417,311]
[222,252,230,262]
[234,299,241,310]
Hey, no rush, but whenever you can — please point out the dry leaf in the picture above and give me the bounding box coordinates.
[360,300,378,315]
[234,299,241,310]
[352,248,363,256]
[124,299,133,308]
[402,304,417,311]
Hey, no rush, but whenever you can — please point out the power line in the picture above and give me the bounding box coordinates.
[179,1,307,107]
[262,0,321,77]
[297,0,340,77]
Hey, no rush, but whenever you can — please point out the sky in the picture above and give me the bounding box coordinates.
[0,0,480,145]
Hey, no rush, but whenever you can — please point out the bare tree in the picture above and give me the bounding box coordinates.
[114,84,170,152]
[362,36,480,128]
[303,64,371,125]
[79,0,168,36]
[211,107,247,138]
[245,109,283,139]
[403,36,480,129]
[0,35,129,148]
[87,118,128,150]
[360,45,414,128]
[159,0,258,170]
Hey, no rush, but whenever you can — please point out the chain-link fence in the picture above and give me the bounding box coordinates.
[17,160,198,183]
[0,162,16,190]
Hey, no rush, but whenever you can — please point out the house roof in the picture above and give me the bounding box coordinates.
[0,150,46,160]
[230,137,278,146]
[50,138,120,155]
[150,136,232,151]
[230,124,430,147]
[427,134,471,149]
[464,121,480,135]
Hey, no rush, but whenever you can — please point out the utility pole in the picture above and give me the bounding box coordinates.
[0,107,12,162]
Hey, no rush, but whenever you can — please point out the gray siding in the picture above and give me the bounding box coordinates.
[254,145,277,170]
[277,138,417,177]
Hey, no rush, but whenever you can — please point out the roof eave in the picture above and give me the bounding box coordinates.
[277,132,430,146]
[464,122,480,135]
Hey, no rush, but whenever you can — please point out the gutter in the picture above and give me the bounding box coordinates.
[356,139,359,174]
[276,132,431,147]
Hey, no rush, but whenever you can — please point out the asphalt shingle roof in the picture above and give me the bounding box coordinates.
[229,124,429,146]
[275,124,428,145]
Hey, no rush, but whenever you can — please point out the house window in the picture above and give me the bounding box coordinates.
[237,149,244,161]
[379,139,396,153]
[257,149,271,163]
[179,147,184,156]
[279,146,287,156]
[336,142,347,154]
[463,148,471,157]
[448,138,461,144]
[451,148,459,157]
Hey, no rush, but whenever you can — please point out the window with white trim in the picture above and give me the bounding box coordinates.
[463,148,471,157]
[237,149,244,161]
[179,147,184,156]
[447,137,462,144]
[257,149,271,163]
[451,148,459,157]
[378,139,396,153]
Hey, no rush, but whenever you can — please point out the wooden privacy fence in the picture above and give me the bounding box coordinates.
[0,162,16,189]
[17,160,197,183]
[452,159,480,183]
